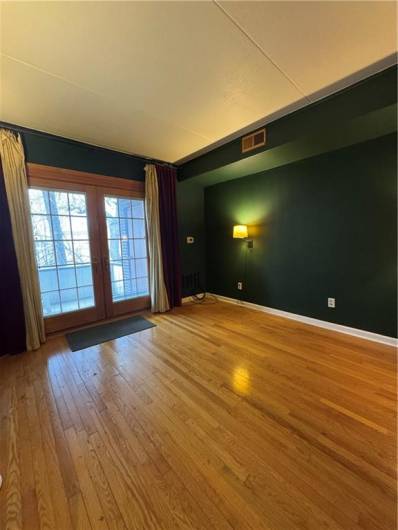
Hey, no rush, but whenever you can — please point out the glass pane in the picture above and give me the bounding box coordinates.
[76,264,93,287]
[31,214,52,240]
[128,259,137,278]
[73,241,91,264]
[49,191,69,215]
[35,241,55,267]
[106,218,120,239]
[110,261,123,282]
[38,268,59,293]
[69,193,86,216]
[78,286,94,308]
[121,260,133,279]
[121,239,132,259]
[108,240,121,261]
[105,197,118,217]
[55,240,74,265]
[29,189,48,214]
[58,266,77,289]
[105,196,148,303]
[52,215,71,240]
[71,216,89,240]
[136,277,149,295]
[127,240,135,258]
[119,218,130,241]
[60,288,79,312]
[30,188,95,316]
[118,198,131,218]
[112,281,125,300]
[41,291,61,316]
[126,219,134,239]
[134,239,147,258]
[133,219,145,239]
[124,278,137,298]
[132,200,145,218]
[135,258,147,278]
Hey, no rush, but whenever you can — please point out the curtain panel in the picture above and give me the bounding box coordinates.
[156,164,181,308]
[144,164,170,313]
[144,164,181,313]
[0,129,45,351]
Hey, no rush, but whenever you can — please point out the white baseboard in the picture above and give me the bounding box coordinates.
[206,293,397,347]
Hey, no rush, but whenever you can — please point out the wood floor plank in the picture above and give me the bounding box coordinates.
[0,301,396,529]
[16,374,40,530]
[68,492,93,530]
[5,386,22,530]
[24,384,58,530]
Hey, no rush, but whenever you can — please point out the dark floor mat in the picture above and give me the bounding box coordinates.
[66,315,156,351]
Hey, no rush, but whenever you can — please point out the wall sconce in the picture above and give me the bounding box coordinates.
[233,225,253,248]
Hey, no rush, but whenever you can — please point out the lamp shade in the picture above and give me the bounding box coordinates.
[233,225,248,239]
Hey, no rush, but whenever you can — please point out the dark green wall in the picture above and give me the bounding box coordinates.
[180,66,397,181]
[205,134,397,337]
[176,180,206,293]
[1,123,154,180]
[177,65,397,334]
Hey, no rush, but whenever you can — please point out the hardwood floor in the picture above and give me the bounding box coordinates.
[0,301,396,530]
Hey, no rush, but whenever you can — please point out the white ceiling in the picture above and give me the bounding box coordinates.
[0,1,396,163]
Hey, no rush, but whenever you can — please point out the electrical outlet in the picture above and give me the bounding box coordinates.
[328,297,336,308]
[237,282,243,290]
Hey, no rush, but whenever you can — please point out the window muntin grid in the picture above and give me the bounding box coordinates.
[105,196,149,302]
[29,188,95,316]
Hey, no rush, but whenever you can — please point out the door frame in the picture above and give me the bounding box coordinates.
[28,178,105,333]
[27,163,149,333]
[96,187,150,318]
[27,163,144,194]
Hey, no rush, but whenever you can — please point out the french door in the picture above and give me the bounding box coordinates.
[28,169,150,334]
[98,188,150,319]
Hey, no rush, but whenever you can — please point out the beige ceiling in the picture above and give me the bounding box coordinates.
[0,1,396,163]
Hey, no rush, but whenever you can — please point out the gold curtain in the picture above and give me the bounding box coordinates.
[144,164,170,313]
[0,129,45,350]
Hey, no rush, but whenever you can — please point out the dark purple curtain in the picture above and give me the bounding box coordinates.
[0,162,26,355]
[156,164,182,308]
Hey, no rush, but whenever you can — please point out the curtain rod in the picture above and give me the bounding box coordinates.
[0,121,176,168]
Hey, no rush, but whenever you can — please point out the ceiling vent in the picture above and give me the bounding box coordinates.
[241,128,266,153]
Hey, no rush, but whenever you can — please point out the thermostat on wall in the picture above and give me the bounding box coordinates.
[186,236,194,244]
